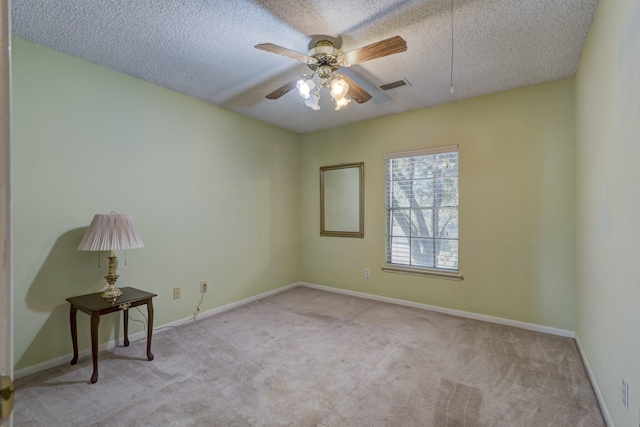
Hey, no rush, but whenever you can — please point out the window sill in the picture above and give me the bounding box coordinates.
[382,264,463,281]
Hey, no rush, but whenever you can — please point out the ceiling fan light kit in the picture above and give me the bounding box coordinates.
[255,36,407,111]
[295,73,351,111]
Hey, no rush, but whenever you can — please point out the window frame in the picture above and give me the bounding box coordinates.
[383,145,463,280]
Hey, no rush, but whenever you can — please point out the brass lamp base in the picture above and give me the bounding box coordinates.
[100,253,123,301]
[100,285,123,301]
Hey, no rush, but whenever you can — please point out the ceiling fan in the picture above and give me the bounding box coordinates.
[255,36,407,110]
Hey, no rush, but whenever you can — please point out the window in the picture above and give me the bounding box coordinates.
[383,145,460,279]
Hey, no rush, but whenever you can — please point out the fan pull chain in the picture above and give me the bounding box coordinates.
[450,0,455,95]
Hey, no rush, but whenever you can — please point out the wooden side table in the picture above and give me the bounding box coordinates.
[66,287,157,384]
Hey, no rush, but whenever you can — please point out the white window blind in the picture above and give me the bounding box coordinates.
[384,146,459,272]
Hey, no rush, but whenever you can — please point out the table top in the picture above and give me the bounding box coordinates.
[66,287,157,311]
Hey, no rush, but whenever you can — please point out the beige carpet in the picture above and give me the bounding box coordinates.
[14,286,605,426]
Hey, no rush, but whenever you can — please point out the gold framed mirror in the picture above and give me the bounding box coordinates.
[320,162,364,238]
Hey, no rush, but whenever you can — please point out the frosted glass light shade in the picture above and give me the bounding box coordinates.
[330,78,349,100]
[334,96,351,111]
[297,78,315,99]
[78,213,144,251]
[304,92,321,110]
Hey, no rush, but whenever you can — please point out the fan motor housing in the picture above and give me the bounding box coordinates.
[307,40,342,77]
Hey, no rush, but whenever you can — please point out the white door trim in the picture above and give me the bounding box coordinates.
[0,0,13,424]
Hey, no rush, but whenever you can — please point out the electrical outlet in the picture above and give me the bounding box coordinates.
[200,281,208,293]
[173,287,181,300]
[365,268,371,278]
[622,377,629,410]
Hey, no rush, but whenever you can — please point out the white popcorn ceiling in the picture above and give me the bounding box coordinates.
[12,0,599,134]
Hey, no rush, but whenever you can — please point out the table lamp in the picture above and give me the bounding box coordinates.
[78,213,144,300]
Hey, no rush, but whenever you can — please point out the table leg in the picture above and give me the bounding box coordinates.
[123,309,129,347]
[69,305,78,365]
[146,298,154,361]
[90,312,100,384]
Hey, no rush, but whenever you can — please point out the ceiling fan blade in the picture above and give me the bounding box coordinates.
[341,74,372,104]
[338,35,407,66]
[255,43,318,65]
[265,78,300,100]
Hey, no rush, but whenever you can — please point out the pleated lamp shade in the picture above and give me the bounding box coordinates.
[78,213,144,251]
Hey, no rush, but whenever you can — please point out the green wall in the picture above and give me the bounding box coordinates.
[12,38,301,370]
[575,0,640,425]
[15,5,640,424]
[14,34,584,378]
[300,80,577,331]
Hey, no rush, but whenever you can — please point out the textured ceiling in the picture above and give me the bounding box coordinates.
[12,0,599,133]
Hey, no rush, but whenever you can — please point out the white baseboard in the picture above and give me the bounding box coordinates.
[575,334,613,426]
[15,281,576,379]
[14,340,118,380]
[14,282,301,380]
[148,282,300,331]
[300,282,576,338]
[18,280,610,425]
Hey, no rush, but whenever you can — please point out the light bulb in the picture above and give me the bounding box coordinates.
[297,80,310,99]
[330,78,349,100]
[297,79,314,99]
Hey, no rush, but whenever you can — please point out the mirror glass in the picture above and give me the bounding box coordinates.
[320,162,364,238]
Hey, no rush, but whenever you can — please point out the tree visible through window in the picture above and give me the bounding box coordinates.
[384,146,459,272]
